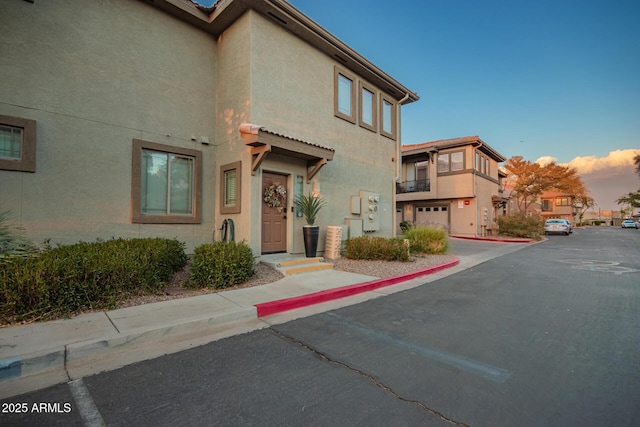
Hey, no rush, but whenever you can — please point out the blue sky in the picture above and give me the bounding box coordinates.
[198,0,640,209]
[284,0,640,164]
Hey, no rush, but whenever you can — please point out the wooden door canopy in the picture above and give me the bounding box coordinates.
[240,123,334,183]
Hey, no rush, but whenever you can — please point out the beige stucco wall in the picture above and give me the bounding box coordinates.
[239,12,399,254]
[0,0,218,251]
[398,146,503,237]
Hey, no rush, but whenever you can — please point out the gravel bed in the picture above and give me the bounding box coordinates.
[116,254,457,309]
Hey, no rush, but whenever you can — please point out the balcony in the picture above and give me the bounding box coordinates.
[396,179,430,193]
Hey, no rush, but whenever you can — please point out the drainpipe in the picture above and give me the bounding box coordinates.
[393,92,410,237]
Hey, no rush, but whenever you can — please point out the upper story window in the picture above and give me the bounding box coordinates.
[437,151,464,173]
[131,139,202,224]
[334,66,397,140]
[415,161,428,180]
[334,67,356,123]
[358,82,377,132]
[0,114,36,172]
[556,197,571,206]
[380,96,396,140]
[542,200,552,211]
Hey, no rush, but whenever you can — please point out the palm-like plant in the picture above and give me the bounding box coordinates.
[293,192,326,226]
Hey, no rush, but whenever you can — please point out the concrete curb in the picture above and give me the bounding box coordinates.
[0,254,466,399]
[255,257,460,317]
[450,235,534,243]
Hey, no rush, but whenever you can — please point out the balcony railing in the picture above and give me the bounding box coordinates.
[396,179,430,193]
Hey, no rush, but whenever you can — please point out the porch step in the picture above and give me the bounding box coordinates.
[262,256,334,276]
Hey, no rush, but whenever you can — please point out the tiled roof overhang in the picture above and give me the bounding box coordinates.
[239,124,335,182]
[402,136,507,162]
[141,0,418,104]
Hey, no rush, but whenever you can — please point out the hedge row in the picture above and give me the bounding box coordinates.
[0,238,188,323]
[345,225,449,261]
[345,236,410,261]
[497,213,543,240]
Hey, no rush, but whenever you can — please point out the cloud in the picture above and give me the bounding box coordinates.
[535,149,639,173]
[535,149,640,210]
[535,156,557,167]
[564,149,639,174]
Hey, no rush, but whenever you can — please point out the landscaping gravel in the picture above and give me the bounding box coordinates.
[116,254,457,309]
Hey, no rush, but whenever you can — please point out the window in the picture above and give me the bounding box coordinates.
[485,157,490,175]
[437,151,465,173]
[442,206,448,212]
[542,200,552,211]
[334,67,355,123]
[0,114,36,172]
[380,96,396,139]
[415,161,428,180]
[358,82,377,132]
[556,197,571,206]
[220,161,242,214]
[131,139,202,224]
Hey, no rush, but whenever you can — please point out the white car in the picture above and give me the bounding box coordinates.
[621,220,638,229]
[544,219,571,235]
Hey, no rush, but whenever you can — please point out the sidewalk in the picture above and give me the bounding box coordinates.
[0,237,535,399]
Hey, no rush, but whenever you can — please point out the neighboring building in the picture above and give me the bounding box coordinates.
[397,136,507,237]
[0,0,418,254]
[539,191,576,223]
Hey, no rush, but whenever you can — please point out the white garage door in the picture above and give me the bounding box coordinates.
[415,205,449,230]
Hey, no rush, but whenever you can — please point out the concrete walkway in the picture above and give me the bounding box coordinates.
[0,237,536,399]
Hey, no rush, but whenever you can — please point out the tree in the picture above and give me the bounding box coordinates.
[503,156,549,213]
[503,156,590,216]
[615,152,640,217]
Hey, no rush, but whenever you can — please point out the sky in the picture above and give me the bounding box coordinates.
[200,0,640,210]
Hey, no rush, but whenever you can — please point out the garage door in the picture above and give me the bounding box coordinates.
[415,205,449,230]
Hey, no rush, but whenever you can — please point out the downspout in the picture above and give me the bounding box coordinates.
[393,92,411,237]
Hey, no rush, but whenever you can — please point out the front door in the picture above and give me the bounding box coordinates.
[262,172,288,254]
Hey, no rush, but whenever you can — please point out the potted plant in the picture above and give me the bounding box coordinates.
[293,192,326,257]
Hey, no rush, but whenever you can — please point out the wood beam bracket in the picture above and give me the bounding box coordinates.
[250,144,271,175]
[307,158,327,183]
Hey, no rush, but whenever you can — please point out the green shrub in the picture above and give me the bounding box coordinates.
[403,226,449,254]
[0,210,36,257]
[190,241,255,289]
[497,213,543,240]
[0,238,187,324]
[345,236,409,261]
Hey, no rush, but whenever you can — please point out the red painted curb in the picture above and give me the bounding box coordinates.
[255,257,460,317]
[450,235,533,243]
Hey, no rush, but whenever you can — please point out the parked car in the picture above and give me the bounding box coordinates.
[560,219,573,233]
[544,219,571,235]
[621,220,638,229]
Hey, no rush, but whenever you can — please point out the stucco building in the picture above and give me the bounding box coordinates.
[396,136,507,237]
[0,0,418,254]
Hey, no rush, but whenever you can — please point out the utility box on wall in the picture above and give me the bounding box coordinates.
[345,219,363,238]
[359,190,380,231]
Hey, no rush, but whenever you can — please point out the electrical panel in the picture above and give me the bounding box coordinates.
[350,196,361,214]
[345,219,363,238]
[359,190,380,231]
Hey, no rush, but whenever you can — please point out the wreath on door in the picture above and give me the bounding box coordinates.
[264,183,287,212]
